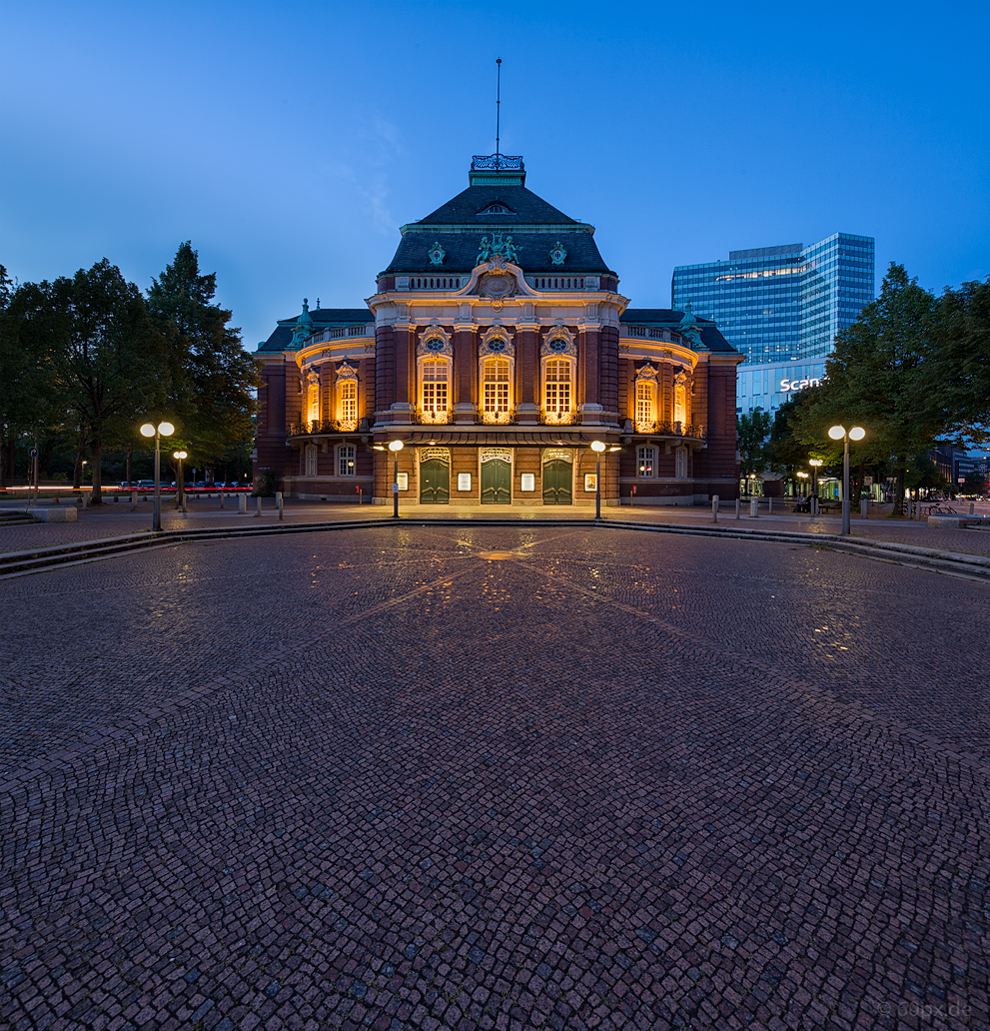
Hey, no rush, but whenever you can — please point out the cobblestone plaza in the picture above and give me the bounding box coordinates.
[1,525,988,1030]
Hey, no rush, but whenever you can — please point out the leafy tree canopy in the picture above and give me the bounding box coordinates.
[146,242,259,465]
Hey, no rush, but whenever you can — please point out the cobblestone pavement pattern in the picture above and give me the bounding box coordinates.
[1,527,988,1031]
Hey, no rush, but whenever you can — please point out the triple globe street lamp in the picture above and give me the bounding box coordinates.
[827,424,866,536]
[140,420,174,531]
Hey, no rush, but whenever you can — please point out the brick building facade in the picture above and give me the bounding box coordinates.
[254,156,742,506]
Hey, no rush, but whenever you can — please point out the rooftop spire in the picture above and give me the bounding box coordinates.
[495,58,502,161]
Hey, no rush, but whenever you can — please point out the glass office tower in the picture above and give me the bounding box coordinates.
[671,234,874,365]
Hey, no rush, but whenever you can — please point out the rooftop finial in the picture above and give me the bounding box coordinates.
[495,58,502,165]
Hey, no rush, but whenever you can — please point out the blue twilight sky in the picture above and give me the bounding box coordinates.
[2,0,988,352]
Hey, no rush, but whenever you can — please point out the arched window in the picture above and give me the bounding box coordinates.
[306,374,320,425]
[675,446,688,480]
[482,358,511,423]
[674,378,688,429]
[304,444,318,477]
[339,380,357,430]
[636,380,656,431]
[421,360,450,422]
[543,359,573,423]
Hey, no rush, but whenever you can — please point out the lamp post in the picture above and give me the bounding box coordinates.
[590,441,606,521]
[809,458,823,498]
[827,425,865,535]
[140,420,175,531]
[388,440,404,518]
[173,450,187,509]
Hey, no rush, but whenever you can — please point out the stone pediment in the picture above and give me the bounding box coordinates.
[457,258,538,302]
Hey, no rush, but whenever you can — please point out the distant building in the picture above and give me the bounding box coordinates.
[672,235,874,416]
[253,155,743,507]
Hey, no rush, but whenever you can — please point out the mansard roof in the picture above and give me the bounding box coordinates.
[256,307,371,353]
[621,309,739,355]
[413,184,582,227]
[384,228,612,275]
[383,158,615,276]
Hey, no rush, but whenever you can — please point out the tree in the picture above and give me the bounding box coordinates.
[49,260,170,503]
[737,407,772,479]
[931,276,990,444]
[145,243,258,468]
[786,263,940,515]
[0,272,64,487]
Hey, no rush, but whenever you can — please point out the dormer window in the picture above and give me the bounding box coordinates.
[479,203,513,215]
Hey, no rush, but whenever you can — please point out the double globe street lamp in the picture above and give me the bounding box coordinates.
[827,424,866,536]
[140,420,174,531]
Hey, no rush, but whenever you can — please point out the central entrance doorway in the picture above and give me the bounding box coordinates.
[542,449,573,505]
[480,448,512,505]
[419,447,450,504]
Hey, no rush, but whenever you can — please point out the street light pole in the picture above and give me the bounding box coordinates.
[140,420,175,532]
[388,440,404,518]
[591,441,606,521]
[828,425,865,536]
[173,450,187,511]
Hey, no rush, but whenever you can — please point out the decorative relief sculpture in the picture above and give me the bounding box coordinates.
[549,242,567,266]
[480,324,514,357]
[541,325,576,359]
[417,323,453,358]
[428,242,446,265]
[477,231,519,266]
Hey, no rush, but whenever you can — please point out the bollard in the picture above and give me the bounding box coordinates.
[750,497,759,518]
[860,499,868,519]
[735,498,740,520]
[238,494,247,515]
[256,496,262,518]
[220,491,225,510]
[712,494,719,524]
[131,491,138,511]
[970,502,975,515]
[768,496,772,515]
[276,491,284,521]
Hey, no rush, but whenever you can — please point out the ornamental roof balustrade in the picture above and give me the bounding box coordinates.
[471,154,524,171]
[526,275,597,291]
[308,325,373,344]
[623,326,678,342]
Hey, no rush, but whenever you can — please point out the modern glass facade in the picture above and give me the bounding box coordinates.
[736,358,827,417]
[671,234,874,365]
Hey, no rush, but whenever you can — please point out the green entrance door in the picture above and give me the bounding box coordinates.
[542,459,573,505]
[419,459,449,504]
[481,459,511,504]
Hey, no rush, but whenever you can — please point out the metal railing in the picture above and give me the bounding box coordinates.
[632,420,706,440]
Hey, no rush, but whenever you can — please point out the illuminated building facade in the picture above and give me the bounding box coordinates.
[671,235,875,366]
[254,155,742,506]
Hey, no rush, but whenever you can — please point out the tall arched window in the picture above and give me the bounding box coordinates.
[339,380,357,430]
[636,379,656,431]
[674,377,688,429]
[482,358,511,423]
[421,360,450,422]
[543,359,573,423]
[306,373,320,425]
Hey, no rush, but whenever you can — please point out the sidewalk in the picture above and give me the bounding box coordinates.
[3,494,990,558]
